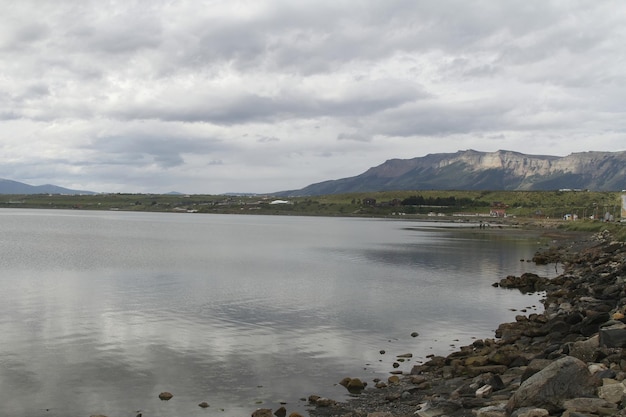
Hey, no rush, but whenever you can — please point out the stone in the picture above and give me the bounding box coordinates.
[367,413,393,417]
[466,365,508,377]
[521,359,553,382]
[252,409,273,417]
[274,406,287,417]
[561,397,617,413]
[474,405,507,417]
[158,392,173,401]
[288,413,304,417]
[465,355,489,367]
[511,408,549,417]
[338,377,351,387]
[198,401,209,408]
[597,382,626,403]
[475,384,493,398]
[346,377,366,392]
[416,401,461,417]
[599,324,626,348]
[568,335,599,362]
[506,356,596,414]
[313,398,336,407]
[387,375,400,384]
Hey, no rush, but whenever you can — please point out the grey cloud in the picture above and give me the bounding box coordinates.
[86,135,223,169]
[372,100,516,137]
[108,77,425,125]
[66,14,163,55]
[337,133,371,142]
[257,136,280,143]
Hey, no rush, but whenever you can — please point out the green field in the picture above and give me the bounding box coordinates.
[1,189,622,219]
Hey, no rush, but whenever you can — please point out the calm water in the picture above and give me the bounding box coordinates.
[0,210,557,417]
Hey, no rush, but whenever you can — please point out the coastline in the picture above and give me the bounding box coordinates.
[291,229,626,417]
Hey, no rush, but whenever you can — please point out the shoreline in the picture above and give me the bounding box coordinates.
[292,230,626,417]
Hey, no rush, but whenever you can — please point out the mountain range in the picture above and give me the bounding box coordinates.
[279,149,626,196]
[0,179,95,195]
[3,150,626,196]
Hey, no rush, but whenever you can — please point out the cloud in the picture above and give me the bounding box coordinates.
[0,1,625,193]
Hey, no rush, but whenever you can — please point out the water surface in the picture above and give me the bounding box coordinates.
[0,210,555,416]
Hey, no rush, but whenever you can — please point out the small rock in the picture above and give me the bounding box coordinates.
[339,377,352,387]
[476,384,493,398]
[158,392,173,401]
[598,382,626,404]
[315,398,337,407]
[288,413,304,417]
[512,408,549,417]
[198,401,209,408]
[600,324,626,348]
[387,375,400,384]
[274,406,287,417]
[561,397,617,414]
[346,377,366,392]
[251,409,273,417]
[411,332,419,337]
[475,405,506,417]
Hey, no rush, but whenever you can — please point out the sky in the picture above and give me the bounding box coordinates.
[1,1,625,194]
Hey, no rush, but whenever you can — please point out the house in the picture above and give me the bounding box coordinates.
[490,209,506,217]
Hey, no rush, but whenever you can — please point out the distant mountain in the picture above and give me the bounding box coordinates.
[277,150,626,196]
[0,178,96,195]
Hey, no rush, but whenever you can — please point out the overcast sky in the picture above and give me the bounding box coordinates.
[1,1,625,194]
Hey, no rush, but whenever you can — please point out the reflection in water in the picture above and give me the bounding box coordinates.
[0,211,550,416]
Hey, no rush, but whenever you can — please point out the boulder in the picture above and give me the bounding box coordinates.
[506,356,596,414]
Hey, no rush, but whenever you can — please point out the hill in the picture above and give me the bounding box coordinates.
[0,179,95,195]
[278,150,626,196]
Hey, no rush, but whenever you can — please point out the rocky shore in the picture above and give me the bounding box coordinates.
[292,229,626,417]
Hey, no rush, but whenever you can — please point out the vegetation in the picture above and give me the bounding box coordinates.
[0,189,623,221]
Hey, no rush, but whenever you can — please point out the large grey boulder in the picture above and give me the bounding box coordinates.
[506,356,596,414]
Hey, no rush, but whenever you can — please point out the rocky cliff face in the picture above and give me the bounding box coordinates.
[282,149,626,195]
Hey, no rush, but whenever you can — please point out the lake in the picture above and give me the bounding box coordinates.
[0,209,557,417]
